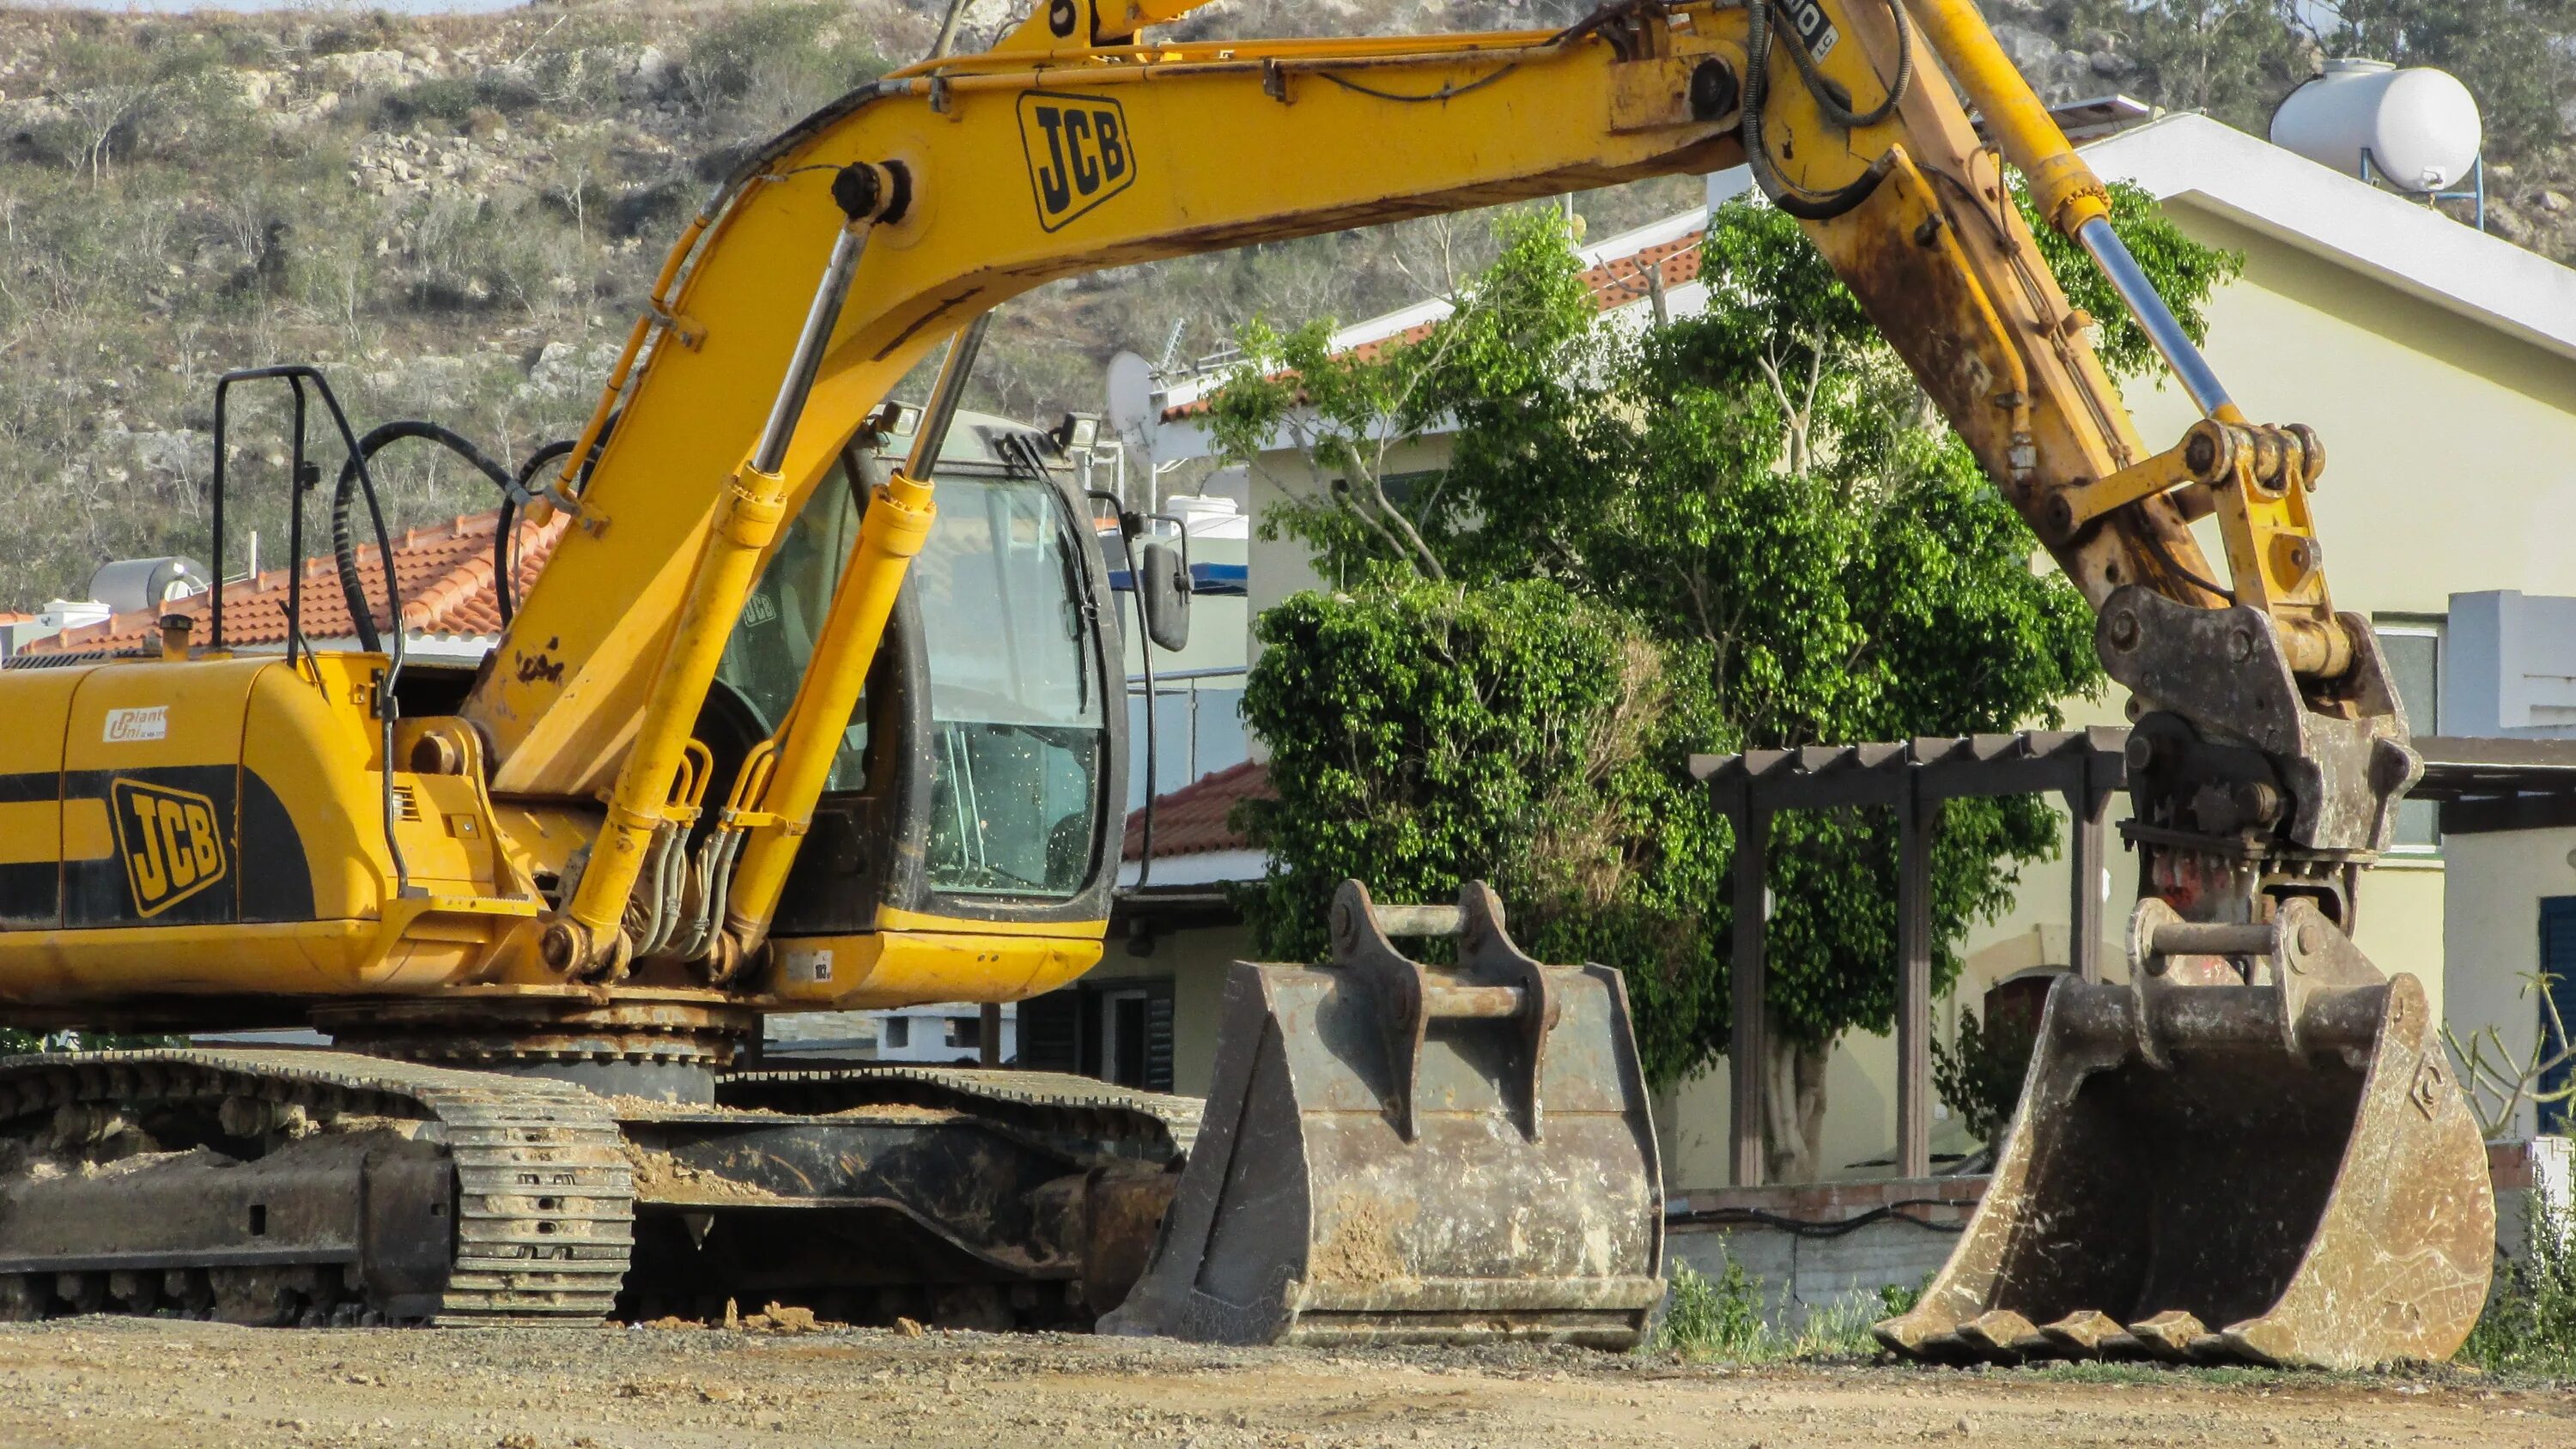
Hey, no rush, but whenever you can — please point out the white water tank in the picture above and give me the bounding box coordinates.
[2270,58,2482,192]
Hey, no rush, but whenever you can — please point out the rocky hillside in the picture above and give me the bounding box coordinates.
[0,0,2560,609]
[0,0,1706,609]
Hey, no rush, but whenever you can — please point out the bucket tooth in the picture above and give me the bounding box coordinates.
[1103,881,1665,1347]
[2038,1309,2138,1361]
[1951,1309,2038,1364]
[1874,898,2494,1372]
[2128,1310,2213,1362]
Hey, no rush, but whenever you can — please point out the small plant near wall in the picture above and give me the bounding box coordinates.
[2464,1185,2576,1376]
[2443,970,2576,1139]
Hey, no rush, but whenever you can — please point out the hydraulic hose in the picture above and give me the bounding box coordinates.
[1740,0,1910,221]
[331,420,568,646]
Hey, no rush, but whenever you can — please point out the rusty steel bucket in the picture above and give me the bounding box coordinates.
[1876,897,2494,1369]
[1099,880,1665,1348]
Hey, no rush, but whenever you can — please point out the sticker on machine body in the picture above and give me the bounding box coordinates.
[102,706,168,743]
[783,946,835,984]
[1780,0,1839,60]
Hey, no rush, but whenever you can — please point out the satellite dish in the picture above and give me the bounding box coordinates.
[1105,349,1159,453]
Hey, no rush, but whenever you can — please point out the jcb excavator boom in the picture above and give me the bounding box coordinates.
[0,0,2488,1361]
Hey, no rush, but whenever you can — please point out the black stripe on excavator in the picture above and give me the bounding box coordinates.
[0,767,315,931]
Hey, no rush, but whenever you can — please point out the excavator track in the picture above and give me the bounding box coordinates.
[0,1047,1210,1332]
[0,1050,632,1326]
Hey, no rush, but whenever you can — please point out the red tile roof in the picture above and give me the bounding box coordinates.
[1124,759,1271,860]
[22,508,567,657]
[1161,229,1710,421]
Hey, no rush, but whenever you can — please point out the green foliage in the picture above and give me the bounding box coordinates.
[2041,0,2576,191]
[30,34,250,180]
[1655,1259,1767,1359]
[0,1028,182,1054]
[1236,580,1725,1077]
[1226,195,2240,1113]
[2027,182,2242,384]
[375,73,544,130]
[1930,1004,2038,1143]
[2044,0,2316,134]
[1649,1253,1896,1362]
[2464,1188,2576,1377]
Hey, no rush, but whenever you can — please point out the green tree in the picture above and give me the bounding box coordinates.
[1222,189,2235,1181]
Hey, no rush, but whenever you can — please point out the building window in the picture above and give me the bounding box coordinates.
[1127,674,1251,810]
[945,1014,982,1051]
[884,1016,909,1050]
[2375,618,2443,852]
[1017,977,1176,1091]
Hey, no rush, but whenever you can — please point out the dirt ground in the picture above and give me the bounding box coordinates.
[0,1320,2572,1449]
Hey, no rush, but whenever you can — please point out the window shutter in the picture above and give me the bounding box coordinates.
[1018,989,1082,1073]
[2541,898,2576,1131]
[1145,979,1176,1092]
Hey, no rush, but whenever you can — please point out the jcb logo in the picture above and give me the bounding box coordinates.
[110,779,228,918]
[1019,92,1135,232]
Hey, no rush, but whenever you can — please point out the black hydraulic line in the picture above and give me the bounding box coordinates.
[1740,0,1908,221]
[210,366,413,897]
[331,421,540,642]
[1666,1199,1966,1236]
[1085,485,1158,889]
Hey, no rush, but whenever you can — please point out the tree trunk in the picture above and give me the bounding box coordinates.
[1761,1018,1832,1185]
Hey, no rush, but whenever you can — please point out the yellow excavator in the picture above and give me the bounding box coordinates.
[0,0,2492,1365]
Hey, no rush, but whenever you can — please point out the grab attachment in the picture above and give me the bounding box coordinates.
[1875,896,2494,1369]
[1101,880,1664,1347]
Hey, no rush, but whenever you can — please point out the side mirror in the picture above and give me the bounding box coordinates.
[1139,540,1191,652]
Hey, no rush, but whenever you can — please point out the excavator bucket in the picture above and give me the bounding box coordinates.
[1876,899,2494,1370]
[1102,880,1665,1347]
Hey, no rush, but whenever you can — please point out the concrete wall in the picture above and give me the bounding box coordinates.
[1665,1177,1980,1326]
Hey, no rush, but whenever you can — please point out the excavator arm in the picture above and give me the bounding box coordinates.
[475,0,2402,978]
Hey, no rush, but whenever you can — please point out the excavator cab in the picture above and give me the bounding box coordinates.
[708,411,1129,1006]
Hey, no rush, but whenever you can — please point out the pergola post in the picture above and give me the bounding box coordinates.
[2064,762,2114,984]
[1895,775,1935,1180]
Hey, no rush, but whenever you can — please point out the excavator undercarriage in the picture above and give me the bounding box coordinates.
[0,1049,1200,1330]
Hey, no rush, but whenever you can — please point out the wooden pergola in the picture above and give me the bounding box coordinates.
[1690,727,2576,1189]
